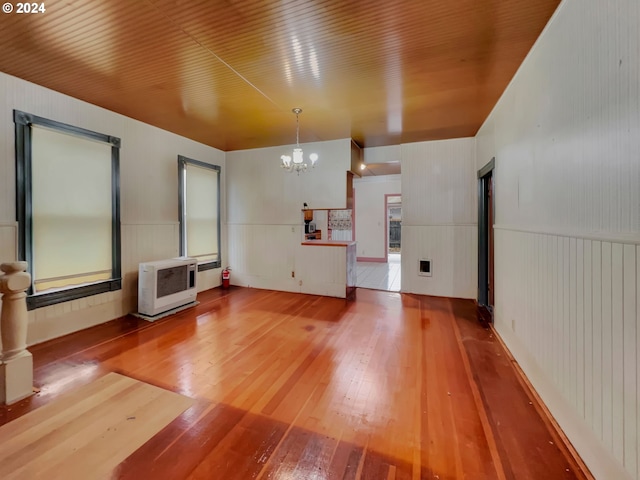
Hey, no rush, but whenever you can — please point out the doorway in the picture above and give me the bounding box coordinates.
[384,194,401,290]
[386,194,401,258]
[478,158,494,322]
[355,193,402,292]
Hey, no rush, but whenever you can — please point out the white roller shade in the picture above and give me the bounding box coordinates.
[31,126,112,291]
[185,163,219,262]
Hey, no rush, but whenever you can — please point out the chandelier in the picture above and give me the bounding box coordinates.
[281,108,318,174]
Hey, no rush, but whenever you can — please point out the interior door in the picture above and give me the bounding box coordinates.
[487,175,494,308]
[477,158,494,320]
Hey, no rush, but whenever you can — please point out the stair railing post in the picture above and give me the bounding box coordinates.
[0,261,34,404]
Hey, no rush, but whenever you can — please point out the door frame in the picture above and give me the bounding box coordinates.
[477,158,495,310]
[384,193,401,263]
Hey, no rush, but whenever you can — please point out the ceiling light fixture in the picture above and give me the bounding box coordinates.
[281,108,318,174]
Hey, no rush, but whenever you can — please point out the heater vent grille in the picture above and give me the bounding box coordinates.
[418,259,432,277]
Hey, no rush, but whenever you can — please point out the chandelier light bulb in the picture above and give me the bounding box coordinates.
[280,108,319,174]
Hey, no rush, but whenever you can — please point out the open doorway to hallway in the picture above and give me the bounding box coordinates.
[355,192,402,292]
[478,158,494,323]
[387,195,401,255]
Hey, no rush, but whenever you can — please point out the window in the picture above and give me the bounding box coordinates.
[178,156,221,271]
[14,110,121,309]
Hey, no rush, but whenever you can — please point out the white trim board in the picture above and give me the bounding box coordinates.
[494,225,640,246]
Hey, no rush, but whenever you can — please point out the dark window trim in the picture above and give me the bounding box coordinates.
[178,155,222,272]
[14,109,122,310]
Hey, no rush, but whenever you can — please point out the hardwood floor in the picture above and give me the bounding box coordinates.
[0,287,591,479]
[0,373,192,479]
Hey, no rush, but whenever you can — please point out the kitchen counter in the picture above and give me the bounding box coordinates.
[298,241,356,299]
[301,240,356,247]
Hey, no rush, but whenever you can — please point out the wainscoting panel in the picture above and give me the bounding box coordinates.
[297,245,348,298]
[24,223,180,346]
[495,227,638,479]
[1,70,228,345]
[401,224,477,299]
[228,224,297,286]
[228,224,348,297]
[400,137,477,299]
[121,222,181,298]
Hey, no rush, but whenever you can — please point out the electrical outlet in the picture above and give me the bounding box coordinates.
[298,280,302,286]
[291,226,295,233]
[291,271,295,278]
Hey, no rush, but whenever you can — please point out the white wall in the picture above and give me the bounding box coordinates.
[353,175,401,260]
[226,140,352,296]
[363,145,401,164]
[476,0,640,478]
[0,72,226,345]
[401,138,477,298]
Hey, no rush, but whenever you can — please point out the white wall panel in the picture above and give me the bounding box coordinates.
[226,140,350,226]
[623,244,637,475]
[592,241,603,442]
[0,222,18,318]
[363,145,401,164]
[636,246,640,478]
[120,223,180,299]
[477,2,640,236]
[402,138,476,225]
[225,139,351,297]
[0,71,226,343]
[401,225,477,299]
[228,224,297,287]
[227,224,347,297]
[400,137,477,298]
[353,175,401,259]
[476,0,640,477]
[495,229,636,479]
[297,245,348,298]
[0,223,17,262]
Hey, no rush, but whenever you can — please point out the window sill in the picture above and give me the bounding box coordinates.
[27,278,121,310]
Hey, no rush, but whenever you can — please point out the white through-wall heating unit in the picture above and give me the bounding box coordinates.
[138,257,197,317]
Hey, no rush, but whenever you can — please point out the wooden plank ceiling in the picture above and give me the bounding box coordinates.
[0,0,561,151]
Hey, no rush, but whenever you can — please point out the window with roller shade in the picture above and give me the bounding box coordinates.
[14,110,121,310]
[178,156,221,271]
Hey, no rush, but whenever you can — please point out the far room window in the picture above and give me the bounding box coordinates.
[14,110,121,310]
[178,156,221,271]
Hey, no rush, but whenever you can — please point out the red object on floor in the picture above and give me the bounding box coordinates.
[221,267,231,289]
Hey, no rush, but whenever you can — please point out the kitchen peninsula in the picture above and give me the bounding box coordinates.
[301,208,356,298]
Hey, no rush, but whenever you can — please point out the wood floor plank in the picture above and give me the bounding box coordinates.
[0,373,192,480]
[1,287,591,479]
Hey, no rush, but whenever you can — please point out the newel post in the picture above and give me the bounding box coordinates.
[0,261,34,404]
